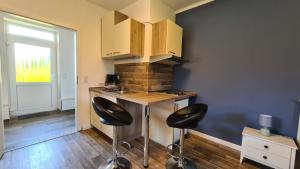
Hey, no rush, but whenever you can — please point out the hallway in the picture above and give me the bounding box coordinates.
[4,110,75,151]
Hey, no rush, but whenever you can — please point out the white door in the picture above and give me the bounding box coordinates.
[6,23,57,116]
[0,55,4,158]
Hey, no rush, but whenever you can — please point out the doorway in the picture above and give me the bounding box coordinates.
[0,13,77,151]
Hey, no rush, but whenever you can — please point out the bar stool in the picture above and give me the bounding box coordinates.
[92,97,133,169]
[166,103,208,169]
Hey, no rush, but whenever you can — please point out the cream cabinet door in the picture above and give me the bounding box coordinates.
[113,19,131,56]
[90,92,116,139]
[101,11,114,58]
[90,92,101,129]
[166,20,183,57]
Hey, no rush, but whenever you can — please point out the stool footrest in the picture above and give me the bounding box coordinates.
[117,141,132,156]
[166,144,180,159]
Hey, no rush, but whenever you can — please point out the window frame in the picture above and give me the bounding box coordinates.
[5,21,57,85]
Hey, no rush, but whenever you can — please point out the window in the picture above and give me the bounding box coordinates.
[14,43,51,83]
[8,24,55,41]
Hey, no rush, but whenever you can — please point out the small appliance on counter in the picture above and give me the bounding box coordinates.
[101,74,126,93]
[105,74,120,86]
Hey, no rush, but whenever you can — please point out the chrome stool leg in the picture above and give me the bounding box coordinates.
[102,126,131,169]
[166,129,197,169]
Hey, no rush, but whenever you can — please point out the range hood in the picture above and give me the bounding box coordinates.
[149,55,187,66]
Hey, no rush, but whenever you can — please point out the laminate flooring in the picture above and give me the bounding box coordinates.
[0,128,272,169]
[4,110,76,151]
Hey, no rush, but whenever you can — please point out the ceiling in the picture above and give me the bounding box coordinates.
[161,0,210,11]
[86,0,138,10]
[86,0,211,11]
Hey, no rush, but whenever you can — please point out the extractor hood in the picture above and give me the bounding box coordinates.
[149,55,187,66]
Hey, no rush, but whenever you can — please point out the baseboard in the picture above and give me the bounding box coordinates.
[9,110,60,120]
[190,130,241,151]
[10,107,56,117]
[91,127,113,142]
[80,124,92,131]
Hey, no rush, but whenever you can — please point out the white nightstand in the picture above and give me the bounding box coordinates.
[241,127,298,169]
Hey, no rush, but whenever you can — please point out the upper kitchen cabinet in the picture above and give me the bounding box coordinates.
[101,11,145,59]
[152,19,183,57]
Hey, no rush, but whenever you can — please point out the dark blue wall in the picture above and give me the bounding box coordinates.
[174,0,300,145]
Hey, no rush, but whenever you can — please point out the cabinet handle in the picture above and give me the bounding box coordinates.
[264,145,269,149]
[113,51,120,54]
[106,52,113,56]
[263,156,268,160]
[168,51,175,55]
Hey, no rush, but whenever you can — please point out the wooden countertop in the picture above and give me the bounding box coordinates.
[89,87,197,106]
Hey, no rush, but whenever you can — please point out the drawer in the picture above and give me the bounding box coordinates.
[243,146,290,169]
[243,136,291,158]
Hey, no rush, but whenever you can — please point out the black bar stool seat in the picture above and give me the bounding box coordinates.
[166,103,208,169]
[92,97,133,169]
[167,104,208,129]
[92,97,132,126]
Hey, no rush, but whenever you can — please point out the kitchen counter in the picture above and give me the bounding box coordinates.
[89,87,197,105]
[89,87,197,167]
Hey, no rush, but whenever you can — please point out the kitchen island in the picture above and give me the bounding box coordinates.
[89,87,197,167]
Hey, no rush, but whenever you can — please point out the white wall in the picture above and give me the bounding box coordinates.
[0,0,114,130]
[57,27,76,111]
[0,14,9,120]
[150,0,175,23]
[0,19,4,156]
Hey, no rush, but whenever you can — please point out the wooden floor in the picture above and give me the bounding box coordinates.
[0,128,269,169]
[4,110,76,151]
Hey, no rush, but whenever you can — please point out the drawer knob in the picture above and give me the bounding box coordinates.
[264,145,269,149]
[263,156,268,160]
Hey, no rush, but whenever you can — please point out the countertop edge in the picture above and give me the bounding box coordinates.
[89,87,197,105]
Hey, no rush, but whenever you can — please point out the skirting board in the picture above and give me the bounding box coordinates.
[80,124,92,131]
[190,130,241,151]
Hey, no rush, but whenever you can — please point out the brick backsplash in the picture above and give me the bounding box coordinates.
[115,63,173,92]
